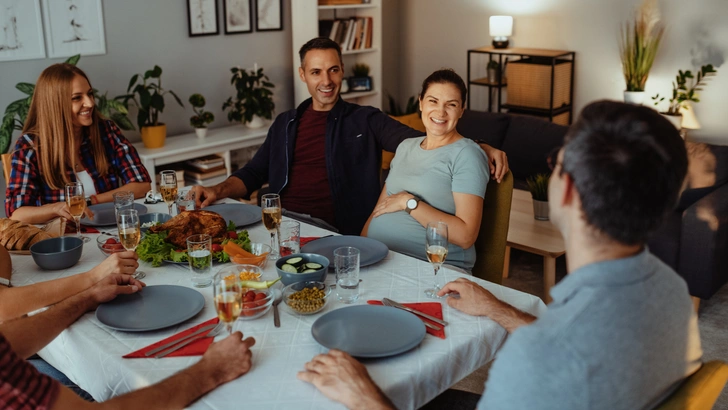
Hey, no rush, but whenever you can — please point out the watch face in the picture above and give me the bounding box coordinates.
[407,198,418,210]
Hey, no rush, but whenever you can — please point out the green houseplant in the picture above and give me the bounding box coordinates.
[526,173,550,221]
[189,93,215,138]
[123,65,184,148]
[222,66,275,129]
[651,64,717,127]
[386,94,418,117]
[619,0,664,104]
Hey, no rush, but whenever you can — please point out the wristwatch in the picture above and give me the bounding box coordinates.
[405,196,420,214]
[86,197,93,207]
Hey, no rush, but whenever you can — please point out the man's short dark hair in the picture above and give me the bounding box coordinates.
[299,37,342,67]
[419,69,468,106]
[562,100,688,245]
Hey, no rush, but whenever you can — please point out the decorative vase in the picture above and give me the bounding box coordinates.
[661,113,682,130]
[245,115,265,129]
[195,128,207,138]
[140,124,167,149]
[532,199,549,221]
[623,91,646,105]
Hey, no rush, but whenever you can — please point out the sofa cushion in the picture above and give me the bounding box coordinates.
[501,114,568,181]
[457,110,511,149]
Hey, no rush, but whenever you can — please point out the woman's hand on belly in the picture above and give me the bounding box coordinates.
[371,191,414,218]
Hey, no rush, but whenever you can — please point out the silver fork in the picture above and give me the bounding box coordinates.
[155,322,226,358]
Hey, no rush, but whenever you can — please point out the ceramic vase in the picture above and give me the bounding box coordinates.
[245,115,265,129]
[533,200,549,221]
[140,124,167,149]
[623,91,646,105]
[195,128,207,138]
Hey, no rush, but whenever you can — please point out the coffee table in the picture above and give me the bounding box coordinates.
[503,189,566,303]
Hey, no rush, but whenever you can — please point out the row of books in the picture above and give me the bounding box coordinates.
[319,17,373,52]
[184,155,227,186]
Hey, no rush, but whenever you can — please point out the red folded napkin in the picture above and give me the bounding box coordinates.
[123,318,219,359]
[300,237,320,247]
[64,222,100,234]
[367,300,446,339]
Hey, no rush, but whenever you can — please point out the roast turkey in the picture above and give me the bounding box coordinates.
[148,210,227,248]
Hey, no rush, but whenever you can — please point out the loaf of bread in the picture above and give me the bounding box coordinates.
[0,219,54,251]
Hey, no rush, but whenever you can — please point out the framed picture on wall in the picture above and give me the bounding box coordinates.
[187,0,219,37]
[42,0,106,58]
[224,0,252,34]
[0,0,45,62]
[255,0,282,32]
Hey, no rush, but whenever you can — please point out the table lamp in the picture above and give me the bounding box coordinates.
[490,16,513,49]
[680,103,700,139]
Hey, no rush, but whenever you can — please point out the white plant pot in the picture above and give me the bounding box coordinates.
[623,91,646,105]
[195,128,207,138]
[245,115,265,129]
[661,113,682,130]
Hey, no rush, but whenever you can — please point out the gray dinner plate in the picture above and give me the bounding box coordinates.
[311,305,426,358]
[81,203,148,227]
[301,235,389,268]
[95,285,204,332]
[205,203,262,228]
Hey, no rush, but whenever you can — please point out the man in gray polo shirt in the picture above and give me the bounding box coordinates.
[296,100,703,410]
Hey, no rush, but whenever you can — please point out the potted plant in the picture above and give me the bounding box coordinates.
[188,93,215,138]
[619,0,664,105]
[349,63,373,92]
[487,60,500,84]
[651,64,717,129]
[222,66,275,129]
[386,94,418,117]
[123,65,183,148]
[526,173,550,221]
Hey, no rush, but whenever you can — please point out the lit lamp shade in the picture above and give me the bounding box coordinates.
[490,16,513,49]
[680,103,701,130]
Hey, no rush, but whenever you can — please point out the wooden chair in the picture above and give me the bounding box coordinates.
[654,361,728,410]
[472,171,513,284]
[2,153,11,186]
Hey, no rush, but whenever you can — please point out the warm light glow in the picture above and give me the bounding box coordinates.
[680,103,701,130]
[490,16,513,37]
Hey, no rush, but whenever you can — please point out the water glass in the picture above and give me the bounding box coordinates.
[187,234,213,288]
[334,246,360,304]
[176,190,196,212]
[278,220,301,257]
[112,191,134,218]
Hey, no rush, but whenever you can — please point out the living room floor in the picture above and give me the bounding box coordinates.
[450,249,728,409]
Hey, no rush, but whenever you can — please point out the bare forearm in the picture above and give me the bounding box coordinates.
[0,272,96,321]
[10,204,59,224]
[217,177,249,200]
[488,300,536,333]
[94,182,151,203]
[409,202,478,248]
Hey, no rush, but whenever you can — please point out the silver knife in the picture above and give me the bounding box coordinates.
[144,323,217,357]
[382,298,449,327]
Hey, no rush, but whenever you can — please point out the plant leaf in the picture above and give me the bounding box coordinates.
[150,92,165,112]
[111,112,135,131]
[65,54,81,65]
[168,90,184,107]
[16,83,35,95]
[151,65,162,78]
[127,74,139,92]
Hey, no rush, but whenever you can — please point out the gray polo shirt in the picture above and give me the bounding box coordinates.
[478,249,703,410]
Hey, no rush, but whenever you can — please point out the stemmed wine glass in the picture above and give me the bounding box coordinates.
[213,271,243,334]
[65,182,90,243]
[424,221,449,299]
[117,209,146,280]
[261,193,281,260]
[160,171,178,215]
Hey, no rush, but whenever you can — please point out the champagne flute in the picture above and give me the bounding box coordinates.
[261,193,282,260]
[65,182,90,243]
[213,270,243,334]
[117,209,146,280]
[424,221,449,299]
[160,171,178,215]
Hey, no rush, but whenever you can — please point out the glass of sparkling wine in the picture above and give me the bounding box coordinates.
[424,221,449,299]
[261,193,281,260]
[187,234,213,288]
[213,270,243,334]
[116,209,145,280]
[65,182,90,243]
[159,170,178,215]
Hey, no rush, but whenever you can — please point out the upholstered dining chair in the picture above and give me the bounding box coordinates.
[472,171,513,284]
[384,113,425,185]
[654,361,728,410]
[2,153,11,186]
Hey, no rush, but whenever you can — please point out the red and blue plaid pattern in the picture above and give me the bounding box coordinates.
[5,120,151,216]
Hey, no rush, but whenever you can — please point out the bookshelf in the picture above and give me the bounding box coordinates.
[291,0,382,109]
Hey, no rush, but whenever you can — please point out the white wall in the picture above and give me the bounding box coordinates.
[394,0,728,144]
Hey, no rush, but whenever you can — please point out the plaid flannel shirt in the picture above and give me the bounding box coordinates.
[5,120,151,216]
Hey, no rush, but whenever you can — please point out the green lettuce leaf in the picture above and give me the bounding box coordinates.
[137,231,174,267]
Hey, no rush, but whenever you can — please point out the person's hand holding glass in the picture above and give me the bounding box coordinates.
[261,193,281,260]
[213,271,243,334]
[65,182,90,243]
[160,171,178,215]
[424,221,449,298]
[117,209,145,280]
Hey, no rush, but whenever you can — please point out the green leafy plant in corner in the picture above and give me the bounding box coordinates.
[222,66,275,124]
[188,93,215,128]
[487,60,500,70]
[526,173,550,202]
[352,63,370,77]
[651,64,717,115]
[122,65,184,131]
[386,94,418,116]
[618,0,665,91]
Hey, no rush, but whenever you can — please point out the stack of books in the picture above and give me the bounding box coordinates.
[184,155,228,187]
[319,17,373,52]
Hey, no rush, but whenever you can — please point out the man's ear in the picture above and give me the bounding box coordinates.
[298,66,305,82]
[561,173,577,207]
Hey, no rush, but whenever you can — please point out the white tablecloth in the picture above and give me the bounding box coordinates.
[10,201,546,409]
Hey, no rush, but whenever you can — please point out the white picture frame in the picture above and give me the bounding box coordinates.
[188,0,219,37]
[0,0,46,62]
[224,0,252,34]
[255,0,282,32]
[42,0,106,58]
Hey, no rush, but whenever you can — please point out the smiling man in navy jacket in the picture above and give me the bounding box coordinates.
[192,38,508,235]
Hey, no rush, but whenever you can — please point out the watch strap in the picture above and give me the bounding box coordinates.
[0,277,10,287]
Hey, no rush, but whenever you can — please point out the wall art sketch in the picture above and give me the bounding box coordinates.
[188,0,219,37]
[224,0,252,34]
[0,0,45,62]
[256,0,282,32]
[42,0,106,58]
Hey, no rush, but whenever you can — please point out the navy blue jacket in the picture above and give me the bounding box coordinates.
[232,98,420,235]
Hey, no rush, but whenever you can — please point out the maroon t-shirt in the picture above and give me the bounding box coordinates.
[281,105,336,226]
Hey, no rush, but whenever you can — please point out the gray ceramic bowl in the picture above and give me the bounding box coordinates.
[140,212,172,232]
[275,253,329,285]
[30,237,84,270]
